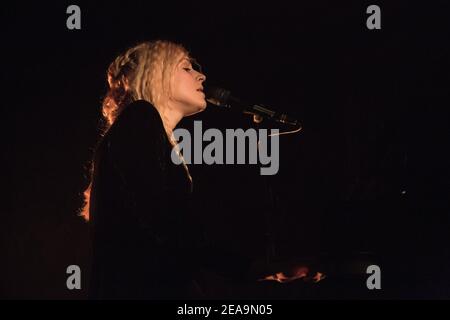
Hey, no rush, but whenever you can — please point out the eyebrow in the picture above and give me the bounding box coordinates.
[179,57,203,72]
[179,57,192,65]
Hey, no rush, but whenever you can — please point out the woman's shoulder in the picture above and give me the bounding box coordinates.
[116,100,163,127]
[103,100,167,153]
[105,100,166,140]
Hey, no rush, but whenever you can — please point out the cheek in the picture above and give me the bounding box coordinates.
[173,74,193,97]
[181,80,198,99]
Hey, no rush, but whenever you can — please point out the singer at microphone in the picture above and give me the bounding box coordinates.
[206,87,300,126]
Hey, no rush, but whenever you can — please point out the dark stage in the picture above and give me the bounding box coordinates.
[3,1,450,299]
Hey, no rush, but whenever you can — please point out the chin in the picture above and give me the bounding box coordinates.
[195,99,207,112]
[199,102,207,111]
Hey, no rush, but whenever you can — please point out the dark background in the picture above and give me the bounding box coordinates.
[3,1,450,299]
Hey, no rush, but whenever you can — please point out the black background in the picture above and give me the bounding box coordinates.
[3,1,450,299]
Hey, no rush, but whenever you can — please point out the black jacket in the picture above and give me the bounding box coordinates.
[88,100,207,299]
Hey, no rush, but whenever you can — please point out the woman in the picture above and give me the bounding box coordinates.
[81,40,211,299]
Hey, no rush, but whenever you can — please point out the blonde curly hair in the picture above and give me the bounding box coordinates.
[80,40,192,221]
[102,40,190,134]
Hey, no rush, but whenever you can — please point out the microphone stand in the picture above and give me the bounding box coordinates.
[254,116,278,267]
[252,114,302,275]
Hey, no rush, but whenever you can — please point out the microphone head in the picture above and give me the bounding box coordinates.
[205,87,232,108]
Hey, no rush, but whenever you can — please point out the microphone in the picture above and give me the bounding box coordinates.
[206,87,299,126]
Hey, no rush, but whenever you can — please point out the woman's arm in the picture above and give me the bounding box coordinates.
[107,100,173,244]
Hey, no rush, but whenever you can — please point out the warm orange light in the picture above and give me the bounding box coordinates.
[259,266,326,284]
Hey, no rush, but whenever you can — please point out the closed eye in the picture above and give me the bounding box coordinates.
[183,67,192,72]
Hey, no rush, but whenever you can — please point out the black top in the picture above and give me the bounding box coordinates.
[88,100,206,299]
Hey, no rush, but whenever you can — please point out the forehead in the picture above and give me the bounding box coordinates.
[178,56,191,64]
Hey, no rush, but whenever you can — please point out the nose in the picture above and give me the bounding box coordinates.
[197,71,206,83]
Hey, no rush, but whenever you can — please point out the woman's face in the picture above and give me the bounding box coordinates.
[169,55,207,116]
